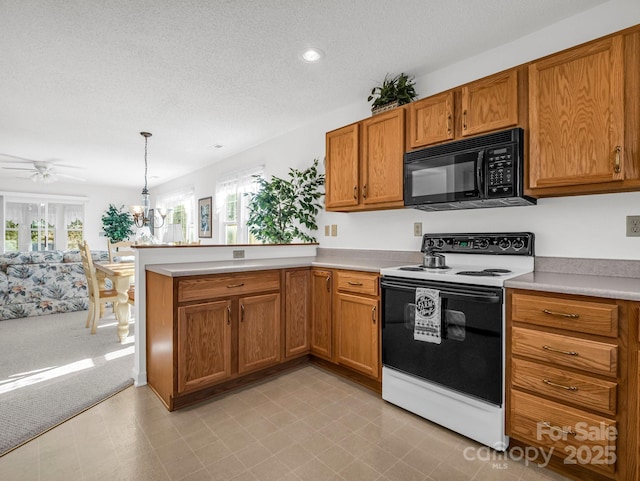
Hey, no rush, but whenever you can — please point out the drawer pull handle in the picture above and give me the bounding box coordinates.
[462,110,468,130]
[542,379,578,391]
[348,281,363,286]
[542,308,579,319]
[326,275,331,292]
[447,114,452,135]
[226,305,231,325]
[353,185,357,199]
[372,306,376,323]
[227,283,245,288]
[542,345,579,356]
[240,304,245,322]
[541,421,576,436]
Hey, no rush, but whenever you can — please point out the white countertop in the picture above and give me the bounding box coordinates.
[505,271,640,301]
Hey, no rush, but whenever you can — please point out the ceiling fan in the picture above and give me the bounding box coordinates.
[0,153,86,184]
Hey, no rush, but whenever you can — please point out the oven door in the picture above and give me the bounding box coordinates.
[404,149,484,206]
[381,277,503,405]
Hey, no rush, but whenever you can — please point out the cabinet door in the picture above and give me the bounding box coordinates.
[361,108,405,206]
[326,123,360,210]
[407,91,454,148]
[238,293,281,374]
[311,269,332,360]
[285,269,310,358]
[335,292,379,379]
[461,69,519,137]
[177,300,232,393]
[529,36,624,190]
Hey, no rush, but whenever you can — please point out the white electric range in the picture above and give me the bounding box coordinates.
[380,232,534,451]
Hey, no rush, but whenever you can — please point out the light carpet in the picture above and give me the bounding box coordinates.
[0,310,134,456]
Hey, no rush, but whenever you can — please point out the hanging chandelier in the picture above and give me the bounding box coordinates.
[130,132,166,228]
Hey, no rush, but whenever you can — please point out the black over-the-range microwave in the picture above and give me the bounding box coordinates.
[403,127,536,211]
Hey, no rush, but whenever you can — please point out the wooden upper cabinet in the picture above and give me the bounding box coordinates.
[528,35,625,191]
[325,123,359,210]
[361,108,405,206]
[326,109,405,212]
[461,69,519,137]
[407,91,454,149]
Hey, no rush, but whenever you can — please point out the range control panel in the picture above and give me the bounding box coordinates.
[421,232,534,256]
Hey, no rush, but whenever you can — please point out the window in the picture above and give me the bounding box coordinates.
[215,167,263,245]
[2,198,85,252]
[156,189,195,243]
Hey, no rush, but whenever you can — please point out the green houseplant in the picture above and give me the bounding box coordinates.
[101,204,135,243]
[245,159,325,244]
[367,72,417,113]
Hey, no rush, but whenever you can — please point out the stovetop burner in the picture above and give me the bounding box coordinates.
[399,265,450,271]
[456,268,512,277]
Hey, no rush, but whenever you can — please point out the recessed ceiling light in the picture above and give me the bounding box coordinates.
[300,47,324,63]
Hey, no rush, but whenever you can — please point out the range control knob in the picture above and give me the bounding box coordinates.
[476,238,490,249]
[426,239,435,248]
[512,239,525,250]
[498,238,511,250]
[435,239,445,248]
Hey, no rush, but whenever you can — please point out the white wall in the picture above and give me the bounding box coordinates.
[0,177,139,251]
[154,0,640,261]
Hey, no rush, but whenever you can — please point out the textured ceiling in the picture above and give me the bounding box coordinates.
[0,0,607,188]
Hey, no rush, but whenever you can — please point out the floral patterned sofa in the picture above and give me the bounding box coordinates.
[0,249,109,320]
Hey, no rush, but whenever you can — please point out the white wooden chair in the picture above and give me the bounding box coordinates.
[107,239,135,263]
[80,241,119,334]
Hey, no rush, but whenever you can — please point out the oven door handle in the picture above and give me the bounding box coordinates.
[381,282,501,304]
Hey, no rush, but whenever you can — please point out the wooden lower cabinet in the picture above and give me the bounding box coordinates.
[238,293,281,374]
[310,269,332,360]
[284,269,310,358]
[177,300,232,394]
[146,269,309,411]
[507,289,640,481]
[335,292,379,378]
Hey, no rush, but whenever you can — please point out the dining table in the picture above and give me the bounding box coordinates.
[94,261,135,343]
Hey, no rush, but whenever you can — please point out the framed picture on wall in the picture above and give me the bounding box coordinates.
[198,197,212,238]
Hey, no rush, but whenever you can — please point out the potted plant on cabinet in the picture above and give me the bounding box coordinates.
[368,72,417,115]
[245,159,325,244]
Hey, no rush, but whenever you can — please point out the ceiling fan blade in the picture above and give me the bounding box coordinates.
[0,153,37,163]
[51,163,84,170]
[1,167,37,171]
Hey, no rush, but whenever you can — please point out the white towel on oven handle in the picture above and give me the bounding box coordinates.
[414,287,441,344]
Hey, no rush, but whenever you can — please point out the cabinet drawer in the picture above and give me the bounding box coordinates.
[510,390,616,474]
[512,327,617,377]
[512,358,617,415]
[178,270,281,302]
[511,293,618,338]
[336,271,379,296]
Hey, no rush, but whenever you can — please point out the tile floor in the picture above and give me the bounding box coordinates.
[0,365,571,481]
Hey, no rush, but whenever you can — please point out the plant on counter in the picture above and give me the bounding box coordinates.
[101,204,135,243]
[368,72,417,110]
[245,158,325,244]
